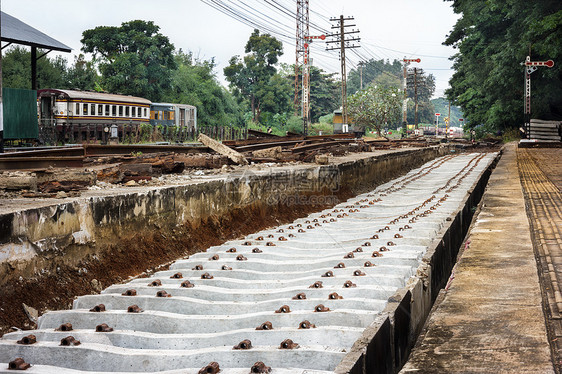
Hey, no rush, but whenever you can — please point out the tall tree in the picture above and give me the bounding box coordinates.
[163,51,242,127]
[224,29,284,123]
[347,85,402,135]
[347,59,402,95]
[65,54,99,91]
[2,46,67,89]
[285,64,341,122]
[445,0,562,131]
[81,20,176,101]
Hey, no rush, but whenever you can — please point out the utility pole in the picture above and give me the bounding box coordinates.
[294,0,308,117]
[327,16,360,133]
[302,34,325,134]
[359,61,364,90]
[0,0,3,153]
[402,58,420,137]
[414,68,418,129]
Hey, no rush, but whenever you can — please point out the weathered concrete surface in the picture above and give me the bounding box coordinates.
[401,143,554,373]
[0,146,452,334]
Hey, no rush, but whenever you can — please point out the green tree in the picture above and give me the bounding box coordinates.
[163,51,242,127]
[224,29,284,123]
[65,54,99,91]
[2,46,67,89]
[283,65,340,122]
[347,85,402,135]
[347,59,402,95]
[444,0,562,131]
[81,20,176,101]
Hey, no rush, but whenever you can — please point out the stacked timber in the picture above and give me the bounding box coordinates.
[529,119,562,141]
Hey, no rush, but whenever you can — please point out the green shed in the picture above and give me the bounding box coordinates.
[3,87,38,139]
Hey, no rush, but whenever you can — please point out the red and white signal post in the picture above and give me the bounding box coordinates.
[523,56,554,138]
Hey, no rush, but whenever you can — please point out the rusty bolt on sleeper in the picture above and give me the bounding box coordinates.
[314,304,330,312]
[149,279,162,287]
[201,273,214,279]
[309,281,323,288]
[156,290,171,297]
[321,271,334,278]
[250,362,271,373]
[55,323,73,332]
[353,270,366,276]
[90,304,106,312]
[95,323,113,332]
[198,362,220,374]
[354,247,363,252]
[275,305,291,313]
[299,320,316,329]
[334,262,346,268]
[329,292,343,300]
[127,305,143,313]
[221,265,232,270]
[252,248,263,253]
[122,289,137,296]
[343,280,357,288]
[364,261,375,267]
[227,247,237,252]
[193,265,204,270]
[233,339,252,350]
[170,272,183,279]
[16,335,36,345]
[60,336,81,346]
[256,321,273,330]
[181,280,195,288]
[279,339,299,349]
[292,293,307,300]
[236,255,248,261]
[209,255,219,261]
[8,358,31,371]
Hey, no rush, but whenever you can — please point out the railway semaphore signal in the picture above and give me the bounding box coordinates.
[522,56,555,138]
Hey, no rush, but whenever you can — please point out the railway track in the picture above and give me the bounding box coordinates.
[0,152,497,373]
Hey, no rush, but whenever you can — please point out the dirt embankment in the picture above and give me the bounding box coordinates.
[0,187,352,336]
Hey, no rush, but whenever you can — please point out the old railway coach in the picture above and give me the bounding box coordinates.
[38,89,151,143]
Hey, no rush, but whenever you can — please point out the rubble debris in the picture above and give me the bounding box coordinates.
[198,133,248,165]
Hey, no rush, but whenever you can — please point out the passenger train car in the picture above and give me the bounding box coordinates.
[37,89,197,143]
[38,89,151,143]
[150,103,197,131]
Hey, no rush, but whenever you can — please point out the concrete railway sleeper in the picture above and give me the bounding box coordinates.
[0,152,498,373]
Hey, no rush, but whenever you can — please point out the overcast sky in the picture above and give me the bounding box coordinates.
[2,0,459,98]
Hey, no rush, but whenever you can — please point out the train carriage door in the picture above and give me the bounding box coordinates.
[39,95,54,124]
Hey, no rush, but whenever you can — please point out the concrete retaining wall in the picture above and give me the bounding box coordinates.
[0,147,451,287]
[334,149,501,374]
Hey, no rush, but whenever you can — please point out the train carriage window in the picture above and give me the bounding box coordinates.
[118,105,123,117]
[112,105,116,116]
[132,107,136,117]
[105,105,110,116]
[83,104,88,115]
[125,106,130,117]
[75,103,80,116]
[98,104,103,115]
[90,104,95,115]
[144,108,148,117]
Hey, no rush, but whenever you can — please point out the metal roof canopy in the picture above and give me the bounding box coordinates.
[1,11,72,90]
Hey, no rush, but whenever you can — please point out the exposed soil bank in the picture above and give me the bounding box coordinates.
[0,146,452,335]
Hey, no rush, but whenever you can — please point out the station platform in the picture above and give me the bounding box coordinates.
[401,143,558,373]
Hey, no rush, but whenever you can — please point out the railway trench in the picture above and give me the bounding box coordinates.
[0,149,499,373]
